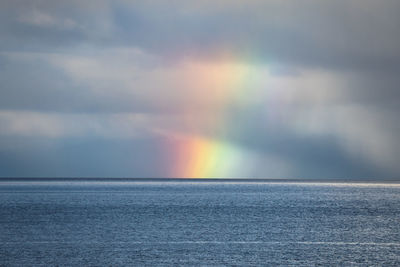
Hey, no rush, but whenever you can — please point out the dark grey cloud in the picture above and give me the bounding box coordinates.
[0,53,161,113]
[0,0,399,179]
[0,1,399,69]
[0,0,112,51]
[0,136,171,178]
[224,111,398,179]
[0,131,389,179]
[103,1,400,70]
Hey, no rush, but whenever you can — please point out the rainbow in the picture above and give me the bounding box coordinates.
[165,134,250,178]
[163,56,268,178]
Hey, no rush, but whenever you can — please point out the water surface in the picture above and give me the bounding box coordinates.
[1,180,399,266]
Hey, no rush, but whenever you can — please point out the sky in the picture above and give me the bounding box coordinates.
[0,0,399,179]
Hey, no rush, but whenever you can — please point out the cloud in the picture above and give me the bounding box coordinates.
[0,111,158,138]
[0,1,399,69]
[0,50,162,113]
[0,0,399,179]
[0,135,171,178]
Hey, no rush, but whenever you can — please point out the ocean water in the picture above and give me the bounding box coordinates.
[1,180,400,266]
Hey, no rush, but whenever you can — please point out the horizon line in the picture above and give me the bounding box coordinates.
[0,177,399,183]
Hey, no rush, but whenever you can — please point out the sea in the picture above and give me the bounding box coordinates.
[1,179,400,266]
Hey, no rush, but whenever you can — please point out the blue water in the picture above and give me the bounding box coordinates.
[1,180,400,266]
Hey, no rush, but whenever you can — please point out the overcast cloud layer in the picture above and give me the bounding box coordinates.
[0,0,399,179]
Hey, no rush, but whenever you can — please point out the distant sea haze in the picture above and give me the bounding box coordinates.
[1,179,400,265]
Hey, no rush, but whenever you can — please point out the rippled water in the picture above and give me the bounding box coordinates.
[1,180,400,266]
